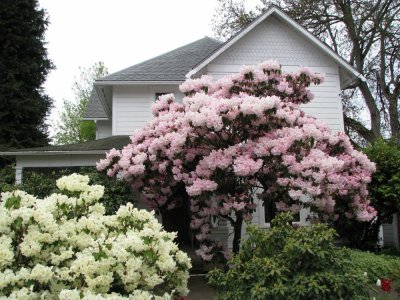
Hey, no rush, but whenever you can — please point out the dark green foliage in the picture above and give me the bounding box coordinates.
[208,212,369,300]
[0,164,16,186]
[0,0,54,150]
[80,167,137,215]
[335,139,400,250]
[0,166,136,215]
[365,139,400,223]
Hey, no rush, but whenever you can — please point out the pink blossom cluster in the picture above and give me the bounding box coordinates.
[259,59,281,73]
[179,75,213,95]
[97,61,376,258]
[186,179,218,196]
[151,93,175,116]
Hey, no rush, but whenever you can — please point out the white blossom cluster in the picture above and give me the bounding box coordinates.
[0,174,191,299]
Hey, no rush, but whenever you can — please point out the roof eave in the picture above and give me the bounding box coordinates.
[82,117,109,121]
[94,86,112,118]
[340,69,367,90]
[0,150,109,156]
[94,80,184,86]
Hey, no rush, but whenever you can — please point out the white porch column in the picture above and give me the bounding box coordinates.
[15,166,23,185]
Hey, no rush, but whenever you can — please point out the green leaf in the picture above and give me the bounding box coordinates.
[4,195,21,209]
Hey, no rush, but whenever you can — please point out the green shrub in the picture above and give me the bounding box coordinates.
[80,167,137,214]
[348,249,400,283]
[0,166,136,214]
[208,212,369,300]
[0,164,15,192]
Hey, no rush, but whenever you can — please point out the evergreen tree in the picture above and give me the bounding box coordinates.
[0,0,54,151]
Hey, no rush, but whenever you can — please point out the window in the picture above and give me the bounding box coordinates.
[264,200,276,224]
[155,92,168,100]
[264,201,300,225]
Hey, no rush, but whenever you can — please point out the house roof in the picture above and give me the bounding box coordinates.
[84,88,108,120]
[98,37,222,82]
[0,136,130,156]
[186,5,365,85]
[86,7,363,119]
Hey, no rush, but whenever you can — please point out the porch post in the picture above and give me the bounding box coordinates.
[15,166,23,185]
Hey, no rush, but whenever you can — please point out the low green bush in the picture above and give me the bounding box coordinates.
[0,164,15,192]
[348,248,400,283]
[208,212,369,300]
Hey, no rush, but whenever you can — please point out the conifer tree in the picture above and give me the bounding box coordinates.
[0,0,54,151]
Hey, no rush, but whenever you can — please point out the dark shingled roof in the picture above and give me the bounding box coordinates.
[84,37,222,119]
[2,136,130,154]
[84,88,107,119]
[98,37,222,82]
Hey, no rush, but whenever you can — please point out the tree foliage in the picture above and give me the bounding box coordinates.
[365,139,400,223]
[0,0,54,151]
[98,62,376,258]
[53,62,108,145]
[212,0,400,144]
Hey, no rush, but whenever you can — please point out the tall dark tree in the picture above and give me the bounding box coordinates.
[212,0,400,145]
[0,0,54,151]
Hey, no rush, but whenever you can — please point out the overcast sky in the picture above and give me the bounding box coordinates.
[38,0,228,134]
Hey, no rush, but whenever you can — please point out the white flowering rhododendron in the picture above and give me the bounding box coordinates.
[98,60,377,257]
[0,174,191,299]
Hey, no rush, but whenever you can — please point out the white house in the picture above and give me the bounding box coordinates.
[3,6,397,248]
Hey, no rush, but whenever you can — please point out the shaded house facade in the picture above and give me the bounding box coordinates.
[3,6,397,248]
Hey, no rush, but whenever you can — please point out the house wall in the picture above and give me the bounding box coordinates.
[206,15,344,132]
[16,154,104,168]
[382,214,399,248]
[112,85,184,135]
[96,120,112,139]
[15,154,105,184]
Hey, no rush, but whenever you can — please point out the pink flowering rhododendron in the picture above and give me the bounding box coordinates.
[98,60,376,257]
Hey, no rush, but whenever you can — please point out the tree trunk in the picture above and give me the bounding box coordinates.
[232,214,243,254]
[358,80,382,140]
[388,95,400,140]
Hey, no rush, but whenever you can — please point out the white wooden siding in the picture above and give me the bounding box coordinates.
[17,154,104,168]
[112,85,184,135]
[303,74,344,131]
[205,15,344,132]
[382,214,399,248]
[210,15,335,68]
[96,120,112,139]
[209,219,229,248]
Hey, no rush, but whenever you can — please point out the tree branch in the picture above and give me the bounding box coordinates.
[343,114,375,143]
